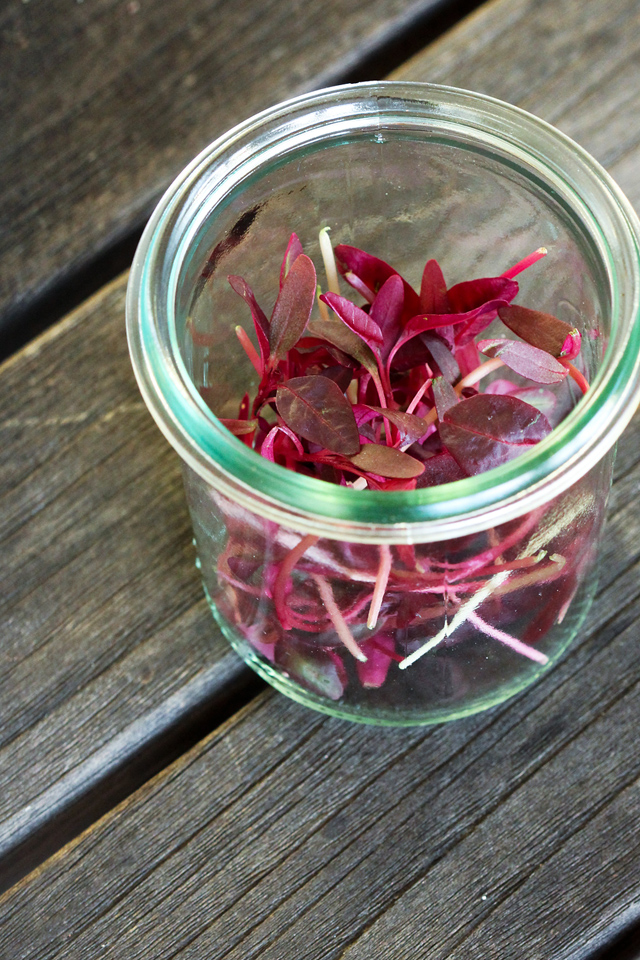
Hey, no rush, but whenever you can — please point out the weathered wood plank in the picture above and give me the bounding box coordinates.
[0,0,452,341]
[1,499,638,958]
[0,278,262,891]
[2,0,640,950]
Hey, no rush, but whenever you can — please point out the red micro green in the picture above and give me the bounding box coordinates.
[197,229,592,702]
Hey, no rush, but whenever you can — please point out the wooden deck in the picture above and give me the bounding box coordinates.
[1,0,640,955]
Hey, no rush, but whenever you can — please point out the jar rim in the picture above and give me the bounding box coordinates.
[126,81,640,543]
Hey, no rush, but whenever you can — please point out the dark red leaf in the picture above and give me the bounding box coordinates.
[307,318,381,384]
[269,254,316,364]
[279,233,304,287]
[363,406,429,443]
[420,259,450,313]
[370,274,404,360]
[387,298,511,371]
[319,365,354,392]
[321,292,384,347]
[477,338,568,384]
[276,375,360,455]
[348,443,425,479]
[416,451,467,487]
[227,275,270,364]
[448,276,519,313]
[439,394,552,475]
[498,304,581,359]
[335,244,421,317]
[432,376,459,419]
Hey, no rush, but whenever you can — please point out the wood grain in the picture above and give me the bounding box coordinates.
[0,0,448,338]
[0,452,638,958]
[0,277,260,891]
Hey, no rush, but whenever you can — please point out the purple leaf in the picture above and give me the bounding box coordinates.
[416,451,467,487]
[484,379,558,420]
[477,338,568,384]
[279,232,304,287]
[439,394,552,475]
[363,406,429,444]
[307,318,381,384]
[348,443,425,479]
[227,275,270,365]
[498,304,581,359]
[370,274,404,361]
[420,332,460,382]
[269,254,317,364]
[219,417,258,437]
[432,377,459,419]
[321,292,384,347]
[276,375,360,455]
[420,259,450,313]
[319,365,354,392]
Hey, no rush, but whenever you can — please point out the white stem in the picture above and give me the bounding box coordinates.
[314,575,367,662]
[468,611,549,665]
[319,227,341,295]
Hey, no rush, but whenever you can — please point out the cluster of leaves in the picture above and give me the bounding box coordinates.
[217,232,585,490]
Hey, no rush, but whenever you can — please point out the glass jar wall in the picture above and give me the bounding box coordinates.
[127,83,640,724]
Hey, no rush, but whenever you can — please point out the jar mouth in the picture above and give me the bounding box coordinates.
[127,82,640,542]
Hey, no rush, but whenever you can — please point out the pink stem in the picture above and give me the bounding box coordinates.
[273,534,319,630]
[367,545,392,630]
[501,247,547,280]
[235,326,262,374]
[559,359,590,395]
[313,575,367,662]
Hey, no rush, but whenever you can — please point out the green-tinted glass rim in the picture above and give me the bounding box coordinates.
[127,82,640,543]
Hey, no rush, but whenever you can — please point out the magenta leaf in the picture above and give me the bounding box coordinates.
[227,275,270,364]
[276,375,360,455]
[335,244,421,317]
[370,274,404,360]
[356,635,396,688]
[269,254,317,364]
[321,292,384,347]
[448,276,519,313]
[477,338,568,384]
[420,259,450,313]
[439,394,552,475]
[279,232,304,287]
[432,377,459,419]
[363,406,429,444]
[219,418,258,436]
[498,304,581,359]
[349,443,425,479]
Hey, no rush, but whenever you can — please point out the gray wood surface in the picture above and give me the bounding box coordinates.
[2,0,640,951]
[0,0,447,339]
[0,278,259,891]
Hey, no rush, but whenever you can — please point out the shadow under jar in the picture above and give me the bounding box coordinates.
[127,82,640,725]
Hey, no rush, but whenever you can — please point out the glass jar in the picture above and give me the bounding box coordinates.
[127,82,640,725]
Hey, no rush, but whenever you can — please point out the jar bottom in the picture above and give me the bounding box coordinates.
[202,573,598,727]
